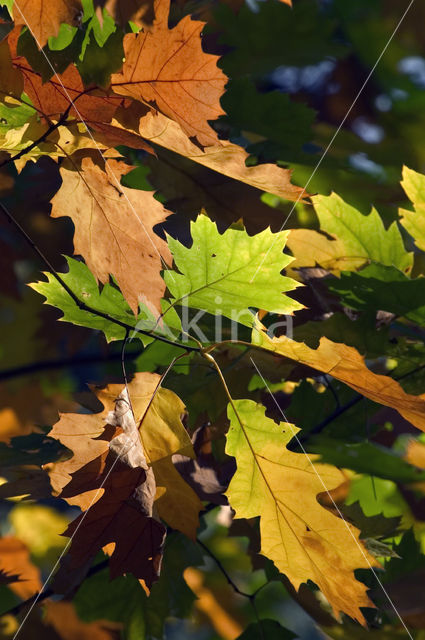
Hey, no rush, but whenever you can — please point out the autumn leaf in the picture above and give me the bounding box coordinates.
[137,110,308,203]
[111,0,227,146]
[51,384,166,592]
[112,372,202,538]
[399,166,425,253]
[225,399,378,624]
[253,323,425,433]
[49,373,201,542]
[10,0,82,50]
[287,192,412,275]
[164,214,303,327]
[50,157,172,314]
[0,536,41,599]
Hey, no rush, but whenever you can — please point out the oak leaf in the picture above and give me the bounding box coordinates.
[226,400,378,624]
[51,384,165,592]
[111,0,227,146]
[253,324,425,433]
[164,214,303,327]
[137,110,308,203]
[287,192,412,275]
[11,0,82,49]
[50,157,172,314]
[49,373,201,554]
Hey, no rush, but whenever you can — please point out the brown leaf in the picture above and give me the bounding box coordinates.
[12,0,82,50]
[14,60,122,124]
[50,156,172,314]
[111,0,227,146]
[52,385,166,592]
[0,536,42,599]
[137,111,308,204]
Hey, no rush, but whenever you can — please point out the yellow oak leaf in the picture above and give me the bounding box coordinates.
[226,399,378,624]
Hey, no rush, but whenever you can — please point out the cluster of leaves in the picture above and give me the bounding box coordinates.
[2,1,425,639]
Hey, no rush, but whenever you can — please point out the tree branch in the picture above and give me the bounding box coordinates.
[0,347,144,382]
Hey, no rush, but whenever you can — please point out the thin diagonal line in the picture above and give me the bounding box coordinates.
[249,0,415,284]
[249,356,413,638]
[12,0,175,286]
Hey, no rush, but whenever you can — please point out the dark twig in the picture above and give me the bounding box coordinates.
[0,202,199,353]
[196,537,268,634]
[2,558,109,619]
[0,348,143,381]
[196,537,266,600]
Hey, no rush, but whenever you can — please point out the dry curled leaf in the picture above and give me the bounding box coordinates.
[52,385,165,593]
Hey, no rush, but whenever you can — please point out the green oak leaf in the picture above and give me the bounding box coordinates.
[288,192,413,274]
[30,257,180,344]
[164,214,303,328]
[314,192,413,273]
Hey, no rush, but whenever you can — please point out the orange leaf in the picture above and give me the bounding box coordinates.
[111,0,227,146]
[12,0,82,50]
[0,537,42,599]
[14,60,122,124]
[254,325,425,433]
[137,111,308,204]
[50,157,171,314]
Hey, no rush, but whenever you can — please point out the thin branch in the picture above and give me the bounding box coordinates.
[0,347,143,381]
[0,201,199,353]
[196,538,253,599]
